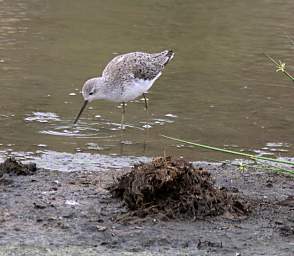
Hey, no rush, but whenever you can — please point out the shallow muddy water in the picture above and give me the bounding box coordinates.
[0,0,294,169]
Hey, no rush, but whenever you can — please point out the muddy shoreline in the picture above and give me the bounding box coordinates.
[0,159,293,255]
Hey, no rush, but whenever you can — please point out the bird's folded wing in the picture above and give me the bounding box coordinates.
[102,51,171,84]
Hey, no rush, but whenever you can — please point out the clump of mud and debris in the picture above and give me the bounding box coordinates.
[109,156,249,219]
[0,156,293,255]
[0,157,36,177]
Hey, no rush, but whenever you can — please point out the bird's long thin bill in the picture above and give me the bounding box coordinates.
[73,100,88,124]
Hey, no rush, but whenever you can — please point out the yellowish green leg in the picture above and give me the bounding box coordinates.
[143,93,148,112]
[121,102,126,130]
[142,93,150,152]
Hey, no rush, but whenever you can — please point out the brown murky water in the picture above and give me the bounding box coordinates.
[0,0,294,169]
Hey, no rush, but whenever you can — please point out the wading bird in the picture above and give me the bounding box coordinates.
[74,50,174,128]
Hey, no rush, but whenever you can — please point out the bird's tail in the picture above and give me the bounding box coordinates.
[163,50,174,65]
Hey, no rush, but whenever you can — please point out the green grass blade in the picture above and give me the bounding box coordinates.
[161,135,294,167]
[264,53,294,82]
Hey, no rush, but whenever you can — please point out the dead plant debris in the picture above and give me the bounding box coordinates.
[109,156,249,219]
[0,157,37,177]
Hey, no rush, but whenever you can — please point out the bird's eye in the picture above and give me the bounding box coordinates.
[89,92,94,96]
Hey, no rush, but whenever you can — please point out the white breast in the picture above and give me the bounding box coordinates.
[120,72,162,102]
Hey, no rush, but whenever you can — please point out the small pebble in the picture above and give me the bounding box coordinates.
[65,200,79,206]
[96,225,107,232]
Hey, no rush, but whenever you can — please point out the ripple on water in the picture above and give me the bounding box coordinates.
[86,143,104,151]
[253,149,275,156]
[258,142,290,154]
[41,123,114,139]
[265,142,290,148]
[24,111,176,142]
[0,113,14,120]
[23,111,106,138]
[24,112,61,123]
[165,113,178,118]
[0,149,149,172]
[0,0,30,48]
[28,150,149,172]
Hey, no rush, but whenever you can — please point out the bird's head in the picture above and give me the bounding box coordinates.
[82,77,103,102]
[73,77,104,124]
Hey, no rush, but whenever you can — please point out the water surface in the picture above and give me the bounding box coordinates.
[1,0,294,170]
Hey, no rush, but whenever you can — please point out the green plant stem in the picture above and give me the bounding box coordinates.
[161,135,294,169]
[254,159,294,175]
[264,53,294,82]
[232,160,293,174]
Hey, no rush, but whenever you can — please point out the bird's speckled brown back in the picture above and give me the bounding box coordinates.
[102,50,174,85]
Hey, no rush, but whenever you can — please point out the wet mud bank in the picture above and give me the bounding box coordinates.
[0,157,293,255]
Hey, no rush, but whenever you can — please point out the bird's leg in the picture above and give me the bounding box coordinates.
[120,102,126,151]
[143,93,148,112]
[121,102,126,130]
[143,92,150,125]
[142,93,150,152]
[142,93,150,124]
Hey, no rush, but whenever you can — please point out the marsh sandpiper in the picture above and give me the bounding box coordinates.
[74,50,174,128]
